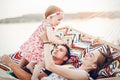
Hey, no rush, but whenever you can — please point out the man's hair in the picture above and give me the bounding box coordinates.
[44,5,63,19]
[60,44,71,65]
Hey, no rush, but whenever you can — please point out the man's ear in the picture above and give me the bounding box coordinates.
[63,56,68,61]
[92,64,97,69]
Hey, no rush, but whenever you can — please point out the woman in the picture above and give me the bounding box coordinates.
[40,27,113,80]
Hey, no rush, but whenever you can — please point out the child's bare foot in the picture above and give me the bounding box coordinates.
[26,61,37,73]
[31,76,39,80]
[26,64,34,73]
[0,55,13,67]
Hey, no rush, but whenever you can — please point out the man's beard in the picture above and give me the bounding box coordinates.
[52,56,63,61]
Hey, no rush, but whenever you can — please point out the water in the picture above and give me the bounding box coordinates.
[0,22,39,56]
[0,19,120,56]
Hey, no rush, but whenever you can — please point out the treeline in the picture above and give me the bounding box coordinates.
[0,14,44,23]
[0,12,120,24]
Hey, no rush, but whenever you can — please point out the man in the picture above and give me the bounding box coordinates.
[0,44,70,80]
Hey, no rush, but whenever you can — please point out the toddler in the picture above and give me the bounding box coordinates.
[20,5,65,80]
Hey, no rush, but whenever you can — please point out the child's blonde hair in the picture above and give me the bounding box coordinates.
[44,5,63,19]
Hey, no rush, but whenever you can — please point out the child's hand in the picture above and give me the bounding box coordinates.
[41,61,45,68]
[62,39,67,44]
[40,26,48,42]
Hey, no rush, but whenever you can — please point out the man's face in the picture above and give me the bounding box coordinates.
[52,45,68,61]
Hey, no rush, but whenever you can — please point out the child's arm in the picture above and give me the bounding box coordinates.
[46,27,66,44]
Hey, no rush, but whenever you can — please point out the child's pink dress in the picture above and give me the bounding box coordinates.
[20,21,54,62]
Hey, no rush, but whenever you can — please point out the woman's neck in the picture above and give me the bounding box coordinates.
[79,64,92,72]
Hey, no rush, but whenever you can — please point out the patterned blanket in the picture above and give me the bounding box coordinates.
[55,27,120,78]
[0,27,120,79]
[0,69,18,80]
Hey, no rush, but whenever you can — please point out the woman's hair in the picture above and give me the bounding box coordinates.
[44,5,63,19]
[89,45,113,79]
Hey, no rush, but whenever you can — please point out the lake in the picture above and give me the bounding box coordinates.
[0,18,120,56]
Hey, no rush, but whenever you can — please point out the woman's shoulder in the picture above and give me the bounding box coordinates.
[78,68,94,80]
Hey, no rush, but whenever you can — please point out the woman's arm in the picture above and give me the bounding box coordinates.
[46,27,65,44]
[44,44,88,80]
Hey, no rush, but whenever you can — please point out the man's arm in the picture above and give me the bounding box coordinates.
[19,57,29,68]
[0,55,32,80]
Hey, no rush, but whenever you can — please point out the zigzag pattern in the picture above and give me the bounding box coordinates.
[56,26,120,77]
[9,51,22,64]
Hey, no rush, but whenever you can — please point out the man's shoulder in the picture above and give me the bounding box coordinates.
[62,64,75,69]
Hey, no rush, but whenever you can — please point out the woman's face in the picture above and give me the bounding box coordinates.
[81,49,105,68]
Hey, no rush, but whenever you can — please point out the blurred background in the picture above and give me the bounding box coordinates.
[0,0,120,56]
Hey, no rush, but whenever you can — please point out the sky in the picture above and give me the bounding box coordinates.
[0,0,120,19]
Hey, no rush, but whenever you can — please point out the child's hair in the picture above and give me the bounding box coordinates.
[44,5,63,19]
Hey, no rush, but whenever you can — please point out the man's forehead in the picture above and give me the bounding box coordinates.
[57,45,66,49]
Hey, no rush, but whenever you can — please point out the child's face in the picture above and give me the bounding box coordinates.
[51,13,63,27]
